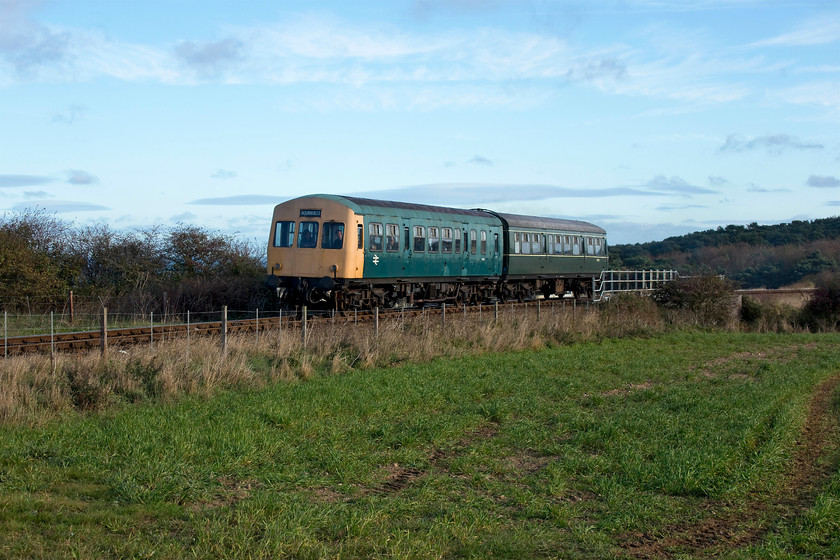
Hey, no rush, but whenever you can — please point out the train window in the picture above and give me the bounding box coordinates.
[297,221,319,248]
[413,226,425,252]
[573,236,581,255]
[274,221,295,247]
[441,228,453,253]
[521,233,530,254]
[369,223,383,251]
[554,235,563,254]
[594,238,603,255]
[480,230,487,255]
[494,233,499,254]
[404,227,410,251]
[514,232,521,254]
[322,222,345,249]
[386,224,399,252]
[532,233,542,254]
[470,230,477,255]
[428,227,439,253]
[357,224,363,249]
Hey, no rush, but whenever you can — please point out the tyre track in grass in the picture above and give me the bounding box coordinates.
[619,372,840,559]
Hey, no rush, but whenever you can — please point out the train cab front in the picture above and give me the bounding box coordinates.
[266,195,364,309]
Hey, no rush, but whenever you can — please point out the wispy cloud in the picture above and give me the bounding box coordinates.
[51,103,86,124]
[468,155,494,166]
[0,0,71,77]
[190,195,278,205]
[174,38,243,77]
[807,175,840,188]
[748,15,840,48]
[13,200,108,212]
[349,183,658,207]
[23,190,54,199]
[0,7,770,110]
[642,175,717,195]
[0,174,53,187]
[66,169,99,185]
[717,133,823,154]
[211,169,238,180]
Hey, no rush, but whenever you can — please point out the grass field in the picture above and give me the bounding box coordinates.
[0,331,838,559]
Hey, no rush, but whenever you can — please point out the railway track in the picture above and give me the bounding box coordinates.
[1,299,586,357]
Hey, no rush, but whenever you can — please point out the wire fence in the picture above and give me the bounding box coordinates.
[2,299,592,360]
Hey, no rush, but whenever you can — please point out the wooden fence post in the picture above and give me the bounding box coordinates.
[221,306,228,354]
[302,306,308,347]
[100,307,108,359]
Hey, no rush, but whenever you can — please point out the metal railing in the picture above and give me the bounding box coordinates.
[594,270,680,302]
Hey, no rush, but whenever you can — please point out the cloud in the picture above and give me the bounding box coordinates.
[708,175,728,186]
[211,169,238,180]
[807,175,840,188]
[349,183,658,207]
[13,200,108,212]
[0,174,53,187]
[826,201,840,207]
[656,204,707,211]
[468,155,494,166]
[65,169,99,185]
[23,190,54,199]
[51,103,87,124]
[173,38,244,76]
[189,195,279,205]
[747,184,789,193]
[170,211,197,222]
[642,175,717,195]
[748,15,840,48]
[718,133,823,154]
[566,57,627,82]
[0,0,72,76]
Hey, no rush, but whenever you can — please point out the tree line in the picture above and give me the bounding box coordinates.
[0,209,267,314]
[609,217,840,289]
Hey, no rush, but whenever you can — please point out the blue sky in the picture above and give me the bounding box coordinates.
[1,0,838,245]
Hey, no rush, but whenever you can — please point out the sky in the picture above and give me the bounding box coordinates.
[1,0,838,245]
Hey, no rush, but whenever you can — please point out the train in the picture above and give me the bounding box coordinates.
[265,194,608,310]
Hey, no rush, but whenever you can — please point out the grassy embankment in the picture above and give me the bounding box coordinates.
[0,301,838,558]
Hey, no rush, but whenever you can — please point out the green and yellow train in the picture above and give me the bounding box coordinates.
[265,194,607,309]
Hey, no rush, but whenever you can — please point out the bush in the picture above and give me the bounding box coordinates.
[653,275,737,327]
[739,296,763,324]
[800,279,840,332]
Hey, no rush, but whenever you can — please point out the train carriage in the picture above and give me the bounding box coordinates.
[487,211,608,300]
[267,195,503,309]
[266,194,607,310]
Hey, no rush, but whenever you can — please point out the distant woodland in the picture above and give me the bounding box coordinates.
[609,217,840,289]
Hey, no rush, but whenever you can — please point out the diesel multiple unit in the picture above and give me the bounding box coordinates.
[266,194,607,310]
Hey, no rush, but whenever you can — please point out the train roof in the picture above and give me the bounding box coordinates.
[488,211,606,235]
[283,195,605,234]
[341,196,494,219]
[297,194,500,222]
